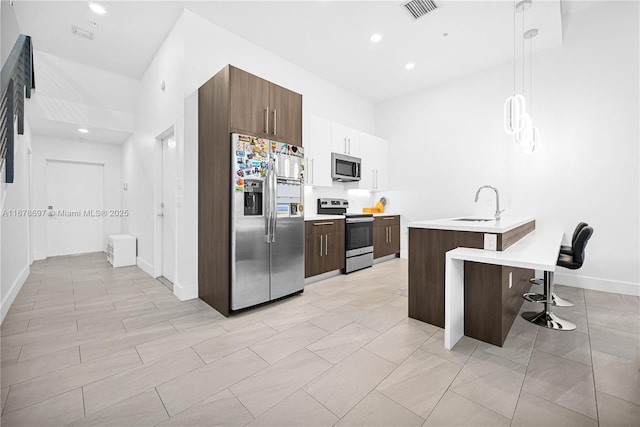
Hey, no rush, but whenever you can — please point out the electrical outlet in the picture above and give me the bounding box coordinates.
[484,233,497,251]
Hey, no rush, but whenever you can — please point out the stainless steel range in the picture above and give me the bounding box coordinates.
[317,198,374,274]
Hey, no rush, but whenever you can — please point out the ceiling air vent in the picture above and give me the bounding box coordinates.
[403,0,440,20]
[71,25,94,40]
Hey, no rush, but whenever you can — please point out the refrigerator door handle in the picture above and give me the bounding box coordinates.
[270,157,277,243]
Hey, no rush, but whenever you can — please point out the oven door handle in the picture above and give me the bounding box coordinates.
[346,217,374,223]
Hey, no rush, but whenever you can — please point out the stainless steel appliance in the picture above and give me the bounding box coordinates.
[231,134,305,310]
[317,198,373,273]
[331,152,361,182]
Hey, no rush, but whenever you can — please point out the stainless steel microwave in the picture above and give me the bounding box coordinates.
[331,152,361,182]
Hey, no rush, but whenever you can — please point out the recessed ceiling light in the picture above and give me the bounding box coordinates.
[405,62,416,70]
[88,3,107,15]
[78,128,89,133]
[370,33,382,43]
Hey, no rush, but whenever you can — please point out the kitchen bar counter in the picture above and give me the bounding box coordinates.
[408,216,536,345]
[445,228,564,349]
[408,216,534,234]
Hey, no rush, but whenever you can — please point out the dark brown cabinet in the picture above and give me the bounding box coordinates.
[228,66,302,145]
[408,220,535,330]
[269,82,302,144]
[373,216,400,259]
[305,220,345,278]
[198,65,303,316]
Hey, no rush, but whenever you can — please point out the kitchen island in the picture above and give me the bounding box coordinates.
[407,216,535,346]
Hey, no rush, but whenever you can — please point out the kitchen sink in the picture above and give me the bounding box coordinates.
[452,218,494,222]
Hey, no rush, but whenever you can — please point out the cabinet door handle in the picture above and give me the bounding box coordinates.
[273,108,277,136]
[348,138,351,154]
[264,107,269,134]
[344,137,347,153]
[325,233,328,255]
[383,217,395,220]
[313,222,334,226]
[389,226,392,243]
[311,158,314,184]
[320,234,323,257]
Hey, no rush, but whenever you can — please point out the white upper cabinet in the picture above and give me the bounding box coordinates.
[359,132,388,192]
[331,122,360,157]
[305,114,333,187]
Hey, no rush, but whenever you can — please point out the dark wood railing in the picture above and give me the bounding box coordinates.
[1,34,35,183]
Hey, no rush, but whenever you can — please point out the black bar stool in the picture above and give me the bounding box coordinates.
[521,226,594,330]
[525,222,589,307]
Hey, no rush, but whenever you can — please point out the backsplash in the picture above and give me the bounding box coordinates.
[304,183,375,216]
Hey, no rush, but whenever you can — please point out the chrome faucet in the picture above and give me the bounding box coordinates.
[474,185,504,221]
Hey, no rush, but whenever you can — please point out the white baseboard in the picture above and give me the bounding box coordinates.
[173,281,198,301]
[1,265,30,323]
[554,273,640,297]
[136,257,155,278]
[33,251,47,261]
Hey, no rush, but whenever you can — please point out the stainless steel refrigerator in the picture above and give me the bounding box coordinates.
[231,133,305,310]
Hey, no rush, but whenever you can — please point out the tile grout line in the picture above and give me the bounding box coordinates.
[583,295,601,424]
[371,345,435,422]
[154,387,171,419]
[510,317,539,425]
[227,387,257,421]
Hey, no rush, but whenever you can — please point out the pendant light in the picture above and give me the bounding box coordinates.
[503,0,526,134]
[517,28,539,154]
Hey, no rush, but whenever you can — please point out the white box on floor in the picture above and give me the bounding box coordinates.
[107,234,137,267]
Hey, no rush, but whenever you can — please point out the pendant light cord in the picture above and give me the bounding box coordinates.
[530,37,533,120]
[513,0,516,95]
[522,6,525,99]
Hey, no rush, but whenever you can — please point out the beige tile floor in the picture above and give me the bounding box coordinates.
[1,253,638,426]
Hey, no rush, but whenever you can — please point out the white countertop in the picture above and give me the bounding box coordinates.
[446,228,564,271]
[408,216,534,233]
[444,227,564,349]
[305,212,400,221]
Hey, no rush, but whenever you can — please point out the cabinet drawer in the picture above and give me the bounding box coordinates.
[305,219,345,236]
[376,216,399,226]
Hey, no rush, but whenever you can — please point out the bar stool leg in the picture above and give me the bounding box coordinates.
[522,271,576,331]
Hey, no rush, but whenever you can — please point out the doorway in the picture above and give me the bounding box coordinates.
[46,160,104,257]
[155,129,176,288]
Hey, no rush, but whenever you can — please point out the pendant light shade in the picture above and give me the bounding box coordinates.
[504,94,526,134]
[516,113,537,153]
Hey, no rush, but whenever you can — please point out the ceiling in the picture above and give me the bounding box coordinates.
[187,0,564,103]
[10,0,568,144]
[12,1,565,103]
[12,1,184,79]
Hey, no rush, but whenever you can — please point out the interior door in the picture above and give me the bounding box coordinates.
[46,160,103,257]
[161,134,177,283]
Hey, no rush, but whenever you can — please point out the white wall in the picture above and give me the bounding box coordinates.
[1,0,33,322]
[28,50,137,135]
[31,136,123,260]
[376,1,639,295]
[1,0,20,66]
[1,121,32,321]
[121,12,185,289]
[124,10,376,301]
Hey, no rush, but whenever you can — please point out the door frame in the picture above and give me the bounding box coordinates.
[153,126,177,280]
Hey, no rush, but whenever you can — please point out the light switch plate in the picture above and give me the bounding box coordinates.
[484,233,497,251]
